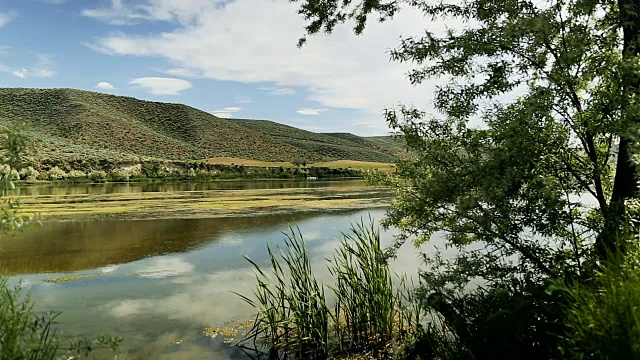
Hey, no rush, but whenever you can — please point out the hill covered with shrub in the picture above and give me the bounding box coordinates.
[0,88,402,164]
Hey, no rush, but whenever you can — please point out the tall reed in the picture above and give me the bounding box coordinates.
[329,220,396,353]
[0,278,59,360]
[239,220,419,359]
[239,227,329,359]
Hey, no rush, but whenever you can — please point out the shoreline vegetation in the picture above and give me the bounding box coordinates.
[14,157,395,184]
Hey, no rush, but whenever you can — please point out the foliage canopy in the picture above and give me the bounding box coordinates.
[293,0,640,291]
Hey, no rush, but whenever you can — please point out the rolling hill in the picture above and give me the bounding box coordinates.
[0,88,404,164]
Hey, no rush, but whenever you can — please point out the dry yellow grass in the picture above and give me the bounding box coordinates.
[205,157,396,171]
[311,160,396,171]
[205,157,294,167]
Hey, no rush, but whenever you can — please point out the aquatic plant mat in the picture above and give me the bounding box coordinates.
[14,186,391,221]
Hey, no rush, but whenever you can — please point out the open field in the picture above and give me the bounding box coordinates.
[16,186,392,221]
[205,157,396,171]
[310,160,396,171]
[204,157,295,167]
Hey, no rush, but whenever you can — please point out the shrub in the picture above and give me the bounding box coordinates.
[19,167,39,181]
[141,161,161,178]
[67,170,87,180]
[195,170,212,181]
[292,158,308,167]
[422,282,568,360]
[560,245,640,359]
[109,169,131,182]
[8,169,19,182]
[46,166,66,180]
[0,164,13,180]
[127,169,143,181]
[89,170,107,182]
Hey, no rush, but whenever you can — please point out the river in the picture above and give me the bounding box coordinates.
[1,181,423,359]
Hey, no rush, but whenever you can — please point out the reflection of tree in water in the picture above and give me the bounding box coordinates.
[0,210,360,275]
[7,180,362,196]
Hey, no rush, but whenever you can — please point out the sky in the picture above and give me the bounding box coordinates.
[0,0,437,136]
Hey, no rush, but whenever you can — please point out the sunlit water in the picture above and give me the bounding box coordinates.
[1,182,427,359]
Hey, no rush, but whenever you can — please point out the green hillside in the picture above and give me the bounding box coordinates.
[0,88,403,164]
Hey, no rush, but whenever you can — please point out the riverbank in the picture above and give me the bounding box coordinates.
[19,157,395,184]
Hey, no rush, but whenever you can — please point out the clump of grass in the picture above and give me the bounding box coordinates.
[330,221,396,354]
[560,243,640,359]
[0,277,59,360]
[239,220,418,359]
[239,227,329,359]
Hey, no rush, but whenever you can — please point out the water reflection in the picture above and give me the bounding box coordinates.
[7,209,427,359]
[9,180,365,197]
[0,212,335,275]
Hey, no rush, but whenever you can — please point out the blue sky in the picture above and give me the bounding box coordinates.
[0,0,435,136]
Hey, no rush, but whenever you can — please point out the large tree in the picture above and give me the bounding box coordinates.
[291,0,640,290]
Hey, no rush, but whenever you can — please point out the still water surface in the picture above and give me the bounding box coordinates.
[2,183,421,359]
[8,179,367,196]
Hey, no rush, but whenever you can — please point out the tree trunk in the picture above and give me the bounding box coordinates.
[595,0,640,260]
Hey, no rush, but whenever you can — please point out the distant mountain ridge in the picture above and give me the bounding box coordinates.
[0,88,403,164]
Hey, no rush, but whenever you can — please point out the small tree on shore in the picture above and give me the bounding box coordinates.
[289,0,640,357]
[292,158,308,168]
[0,122,34,170]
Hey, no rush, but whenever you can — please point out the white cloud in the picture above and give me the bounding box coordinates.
[0,11,17,28]
[297,108,327,116]
[83,0,213,25]
[234,96,251,104]
[136,257,195,278]
[32,55,57,77]
[82,0,148,25]
[260,87,296,95]
[211,106,242,118]
[11,54,57,79]
[96,81,116,90]
[129,77,192,95]
[166,67,196,77]
[12,69,27,79]
[43,0,69,4]
[100,265,118,273]
[86,0,441,122]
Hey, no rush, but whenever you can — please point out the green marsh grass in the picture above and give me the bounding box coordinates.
[0,278,59,360]
[330,220,396,354]
[238,228,329,359]
[238,220,419,359]
[560,243,640,359]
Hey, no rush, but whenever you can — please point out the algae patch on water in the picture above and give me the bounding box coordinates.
[203,326,239,338]
[45,273,108,283]
[16,186,391,221]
